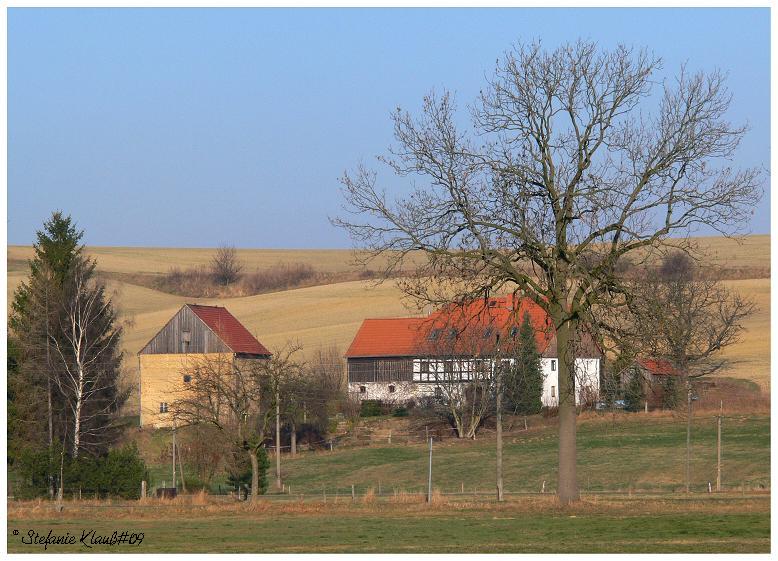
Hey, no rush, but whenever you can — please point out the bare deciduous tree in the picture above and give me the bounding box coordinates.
[334,40,762,503]
[419,320,500,439]
[171,345,303,501]
[211,244,243,286]
[632,252,754,491]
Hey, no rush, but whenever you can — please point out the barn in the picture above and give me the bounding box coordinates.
[619,358,683,409]
[344,295,601,407]
[138,304,271,427]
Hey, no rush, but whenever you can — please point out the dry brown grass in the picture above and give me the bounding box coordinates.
[7,492,769,522]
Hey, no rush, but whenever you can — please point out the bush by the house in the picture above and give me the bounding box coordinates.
[360,399,384,417]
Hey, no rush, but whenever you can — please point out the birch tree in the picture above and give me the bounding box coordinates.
[50,257,125,458]
[335,40,762,503]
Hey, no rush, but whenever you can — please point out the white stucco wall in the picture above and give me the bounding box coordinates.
[540,357,600,407]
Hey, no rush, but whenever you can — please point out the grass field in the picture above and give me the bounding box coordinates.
[136,412,769,496]
[8,412,770,553]
[6,495,769,553]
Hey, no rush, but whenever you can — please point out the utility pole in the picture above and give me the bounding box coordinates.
[495,334,504,502]
[427,437,433,503]
[172,424,177,492]
[275,385,282,491]
[716,400,723,492]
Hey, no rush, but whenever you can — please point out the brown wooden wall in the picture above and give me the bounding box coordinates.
[140,305,231,355]
[348,358,414,383]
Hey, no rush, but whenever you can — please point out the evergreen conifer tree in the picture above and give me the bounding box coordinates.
[505,312,544,415]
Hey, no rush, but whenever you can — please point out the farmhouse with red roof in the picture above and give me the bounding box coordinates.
[138,304,271,427]
[345,295,601,407]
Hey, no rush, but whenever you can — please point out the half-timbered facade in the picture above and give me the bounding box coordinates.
[138,304,271,427]
[345,295,601,407]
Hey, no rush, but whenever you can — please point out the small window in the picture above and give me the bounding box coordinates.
[159,402,168,413]
[359,385,366,394]
[551,359,557,372]
[483,326,494,339]
[428,328,441,341]
[447,328,458,340]
[183,374,192,383]
[420,361,430,373]
[551,386,556,398]
[388,385,396,393]
[510,326,518,338]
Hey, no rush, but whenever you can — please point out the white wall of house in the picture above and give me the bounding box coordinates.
[348,357,600,407]
[540,358,600,407]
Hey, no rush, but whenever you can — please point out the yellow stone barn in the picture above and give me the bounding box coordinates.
[138,304,271,427]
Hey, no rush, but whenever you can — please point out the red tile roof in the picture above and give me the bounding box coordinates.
[637,358,680,376]
[345,295,556,358]
[188,304,271,356]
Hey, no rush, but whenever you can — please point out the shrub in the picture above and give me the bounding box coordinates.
[360,400,384,417]
[624,371,646,412]
[12,443,148,500]
[225,447,269,496]
[392,406,409,417]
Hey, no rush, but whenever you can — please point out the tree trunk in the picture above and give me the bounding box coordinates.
[72,379,83,458]
[248,449,259,502]
[290,421,297,456]
[556,318,580,504]
[45,288,55,499]
[275,392,282,490]
[685,376,692,493]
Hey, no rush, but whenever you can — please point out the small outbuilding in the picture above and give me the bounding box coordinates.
[618,358,683,410]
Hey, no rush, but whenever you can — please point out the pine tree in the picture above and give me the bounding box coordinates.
[9,212,126,470]
[9,212,83,475]
[505,312,544,415]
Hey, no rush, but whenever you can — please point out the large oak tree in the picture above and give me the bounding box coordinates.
[335,40,762,504]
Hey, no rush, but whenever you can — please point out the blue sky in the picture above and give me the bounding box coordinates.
[8,8,770,248]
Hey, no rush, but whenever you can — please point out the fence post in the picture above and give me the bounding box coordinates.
[541,480,546,494]
[351,484,355,502]
[141,481,146,500]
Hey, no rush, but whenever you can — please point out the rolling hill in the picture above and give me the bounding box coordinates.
[6,235,770,413]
